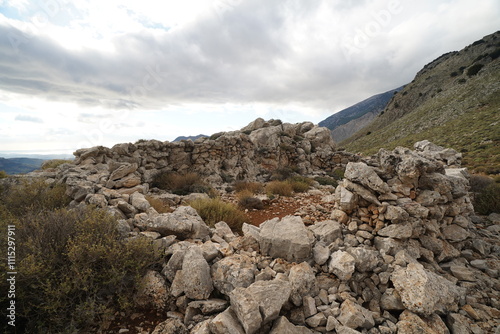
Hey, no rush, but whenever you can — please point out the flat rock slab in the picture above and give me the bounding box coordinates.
[259,216,313,262]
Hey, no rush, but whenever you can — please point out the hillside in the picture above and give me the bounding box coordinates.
[173,134,207,142]
[319,86,403,142]
[0,157,45,174]
[341,31,500,174]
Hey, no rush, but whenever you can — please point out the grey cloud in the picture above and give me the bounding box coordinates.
[0,0,499,115]
[15,114,44,123]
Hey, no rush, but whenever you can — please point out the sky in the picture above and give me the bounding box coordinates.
[0,0,499,156]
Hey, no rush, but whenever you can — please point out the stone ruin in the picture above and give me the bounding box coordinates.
[24,120,500,333]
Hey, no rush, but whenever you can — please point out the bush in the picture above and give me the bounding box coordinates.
[266,181,293,197]
[233,181,263,194]
[0,170,7,178]
[270,167,298,181]
[474,183,500,215]
[41,159,73,170]
[0,206,162,333]
[236,190,264,210]
[466,64,484,76]
[315,176,338,187]
[151,171,210,195]
[469,175,494,193]
[490,48,500,60]
[286,176,313,193]
[0,178,71,216]
[145,195,173,213]
[189,198,248,233]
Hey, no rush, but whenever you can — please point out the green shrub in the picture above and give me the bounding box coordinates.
[42,159,73,170]
[0,170,8,178]
[266,181,293,197]
[286,176,313,193]
[466,64,484,76]
[0,206,161,333]
[151,171,210,195]
[236,190,264,210]
[233,181,263,194]
[315,176,338,187]
[189,198,248,233]
[474,183,500,214]
[0,179,71,216]
[490,48,500,60]
[270,167,298,181]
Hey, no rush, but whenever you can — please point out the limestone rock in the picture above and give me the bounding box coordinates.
[397,310,450,334]
[109,163,138,181]
[151,318,188,334]
[130,192,151,212]
[181,246,213,300]
[329,250,356,280]
[209,308,245,334]
[338,299,375,329]
[289,262,317,306]
[391,262,465,315]
[259,216,313,262]
[147,206,210,239]
[134,270,171,311]
[309,220,342,244]
[211,254,256,295]
[270,316,313,334]
[345,162,390,194]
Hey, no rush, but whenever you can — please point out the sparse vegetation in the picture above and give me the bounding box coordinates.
[189,198,248,233]
[0,180,162,333]
[474,182,500,214]
[41,159,73,170]
[315,176,339,187]
[233,181,263,194]
[151,171,210,195]
[266,180,293,197]
[145,195,173,213]
[236,190,264,210]
[0,170,7,178]
[287,176,314,193]
[466,64,484,76]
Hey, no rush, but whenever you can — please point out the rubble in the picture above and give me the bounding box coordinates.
[33,129,500,333]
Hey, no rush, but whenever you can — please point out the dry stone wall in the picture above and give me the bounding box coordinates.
[24,119,500,333]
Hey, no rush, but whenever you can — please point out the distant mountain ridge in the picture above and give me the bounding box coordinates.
[342,31,500,173]
[0,157,46,175]
[173,134,207,142]
[319,86,403,142]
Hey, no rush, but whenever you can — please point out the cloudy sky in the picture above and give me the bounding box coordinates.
[1,0,499,155]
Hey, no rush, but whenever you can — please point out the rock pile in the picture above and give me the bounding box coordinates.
[106,141,496,333]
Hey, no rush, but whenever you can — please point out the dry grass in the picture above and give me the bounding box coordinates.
[266,181,293,197]
[145,195,173,213]
[236,190,264,210]
[189,198,248,233]
[151,171,210,195]
[233,181,263,194]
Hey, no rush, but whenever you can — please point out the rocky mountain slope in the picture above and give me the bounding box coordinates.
[17,117,499,333]
[319,86,403,142]
[341,31,500,174]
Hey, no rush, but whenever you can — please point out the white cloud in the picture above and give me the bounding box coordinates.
[0,0,499,153]
[14,114,43,123]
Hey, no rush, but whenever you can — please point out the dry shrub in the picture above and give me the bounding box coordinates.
[151,171,210,195]
[315,176,338,187]
[0,170,7,178]
[145,195,173,213]
[237,190,264,210]
[469,174,494,193]
[233,181,263,194]
[286,176,313,193]
[266,181,293,197]
[189,198,248,233]
[474,183,500,215]
[1,178,71,216]
[0,206,162,333]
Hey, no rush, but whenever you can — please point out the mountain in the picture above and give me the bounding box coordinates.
[341,31,500,174]
[319,86,404,142]
[0,157,46,175]
[173,134,207,142]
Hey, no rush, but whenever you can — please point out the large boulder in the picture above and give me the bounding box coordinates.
[259,216,314,262]
[145,206,210,239]
[391,262,466,315]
